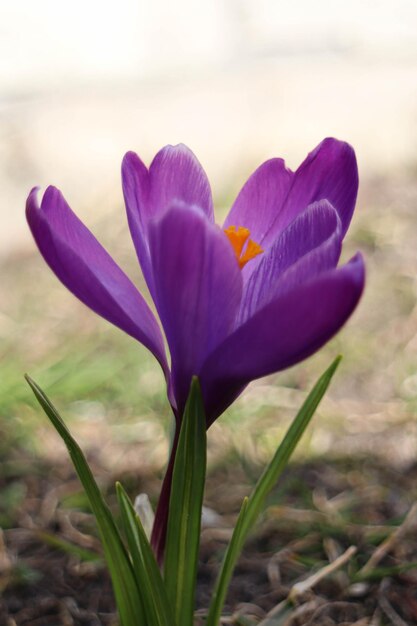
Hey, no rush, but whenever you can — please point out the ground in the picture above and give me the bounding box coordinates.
[1,452,417,625]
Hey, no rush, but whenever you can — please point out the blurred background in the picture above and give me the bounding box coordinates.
[1,0,417,620]
[1,0,417,463]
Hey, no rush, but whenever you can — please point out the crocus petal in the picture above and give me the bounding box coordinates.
[223,157,293,247]
[201,253,365,423]
[122,145,214,295]
[148,202,242,415]
[121,151,154,293]
[149,144,214,221]
[238,200,342,324]
[262,138,358,246]
[26,186,168,375]
[223,139,357,284]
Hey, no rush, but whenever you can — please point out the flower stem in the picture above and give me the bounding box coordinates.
[150,425,180,564]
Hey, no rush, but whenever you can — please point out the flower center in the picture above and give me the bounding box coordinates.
[224,225,264,269]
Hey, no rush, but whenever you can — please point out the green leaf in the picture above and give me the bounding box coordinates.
[352,560,417,583]
[116,482,174,626]
[206,356,342,626]
[25,375,145,626]
[163,377,207,626]
[36,530,103,563]
[205,496,249,624]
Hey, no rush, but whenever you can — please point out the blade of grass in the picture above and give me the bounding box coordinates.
[25,375,145,626]
[206,356,342,626]
[36,530,103,563]
[352,560,417,583]
[116,482,174,626]
[163,377,207,626]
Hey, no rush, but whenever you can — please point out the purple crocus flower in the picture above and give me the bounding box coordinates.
[26,137,365,559]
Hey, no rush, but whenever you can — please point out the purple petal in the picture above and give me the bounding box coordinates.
[149,144,214,220]
[121,151,155,294]
[223,157,293,247]
[26,186,168,375]
[122,145,214,295]
[263,138,358,245]
[148,202,242,415]
[223,139,357,267]
[238,200,342,324]
[201,253,365,423]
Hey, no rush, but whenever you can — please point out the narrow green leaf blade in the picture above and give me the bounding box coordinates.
[244,355,342,522]
[163,377,207,626]
[116,482,174,626]
[36,530,103,563]
[206,356,341,626]
[206,496,249,625]
[25,375,145,626]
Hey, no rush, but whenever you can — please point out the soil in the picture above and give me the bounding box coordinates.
[1,452,417,625]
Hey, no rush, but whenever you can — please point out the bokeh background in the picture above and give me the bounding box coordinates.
[2,1,417,621]
[1,0,417,509]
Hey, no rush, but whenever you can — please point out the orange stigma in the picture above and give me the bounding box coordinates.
[224,225,264,269]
